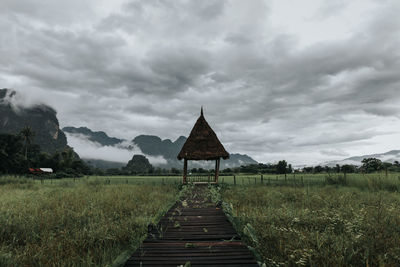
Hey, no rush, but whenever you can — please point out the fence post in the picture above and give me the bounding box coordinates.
[234,175,236,186]
[301,176,304,186]
[261,174,263,184]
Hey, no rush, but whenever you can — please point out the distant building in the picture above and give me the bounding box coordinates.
[29,168,53,174]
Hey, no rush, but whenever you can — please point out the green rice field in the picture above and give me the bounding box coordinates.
[0,180,178,266]
[0,172,399,266]
[221,185,400,266]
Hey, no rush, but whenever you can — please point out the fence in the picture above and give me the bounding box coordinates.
[187,175,215,183]
[21,172,400,191]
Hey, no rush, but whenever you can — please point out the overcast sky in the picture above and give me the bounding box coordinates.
[1,0,400,165]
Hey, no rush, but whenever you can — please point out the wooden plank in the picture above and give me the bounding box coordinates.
[124,186,258,267]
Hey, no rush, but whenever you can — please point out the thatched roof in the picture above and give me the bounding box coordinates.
[177,108,229,160]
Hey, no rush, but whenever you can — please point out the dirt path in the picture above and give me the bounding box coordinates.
[124,185,258,266]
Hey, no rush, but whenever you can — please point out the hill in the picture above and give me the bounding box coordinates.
[63,126,123,146]
[0,89,68,153]
[63,126,257,169]
[321,150,400,167]
[83,159,126,169]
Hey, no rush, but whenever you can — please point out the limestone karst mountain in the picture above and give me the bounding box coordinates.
[63,126,258,169]
[0,89,68,153]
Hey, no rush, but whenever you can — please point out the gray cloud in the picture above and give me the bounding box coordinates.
[1,0,400,165]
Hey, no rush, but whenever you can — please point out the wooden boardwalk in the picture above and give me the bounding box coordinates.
[124,186,258,266]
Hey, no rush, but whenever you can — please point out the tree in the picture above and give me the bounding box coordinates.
[124,154,153,174]
[276,160,287,174]
[341,164,357,173]
[361,158,383,173]
[19,126,35,161]
[314,165,324,173]
[335,164,341,173]
[170,168,180,174]
[287,164,293,174]
[0,134,25,174]
[60,148,75,169]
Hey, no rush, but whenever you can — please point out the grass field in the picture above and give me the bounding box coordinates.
[1,172,400,266]
[221,185,400,266]
[16,171,400,192]
[0,179,179,266]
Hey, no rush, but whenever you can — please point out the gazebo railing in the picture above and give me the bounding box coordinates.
[187,174,215,183]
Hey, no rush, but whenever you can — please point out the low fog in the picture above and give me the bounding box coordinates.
[66,133,167,165]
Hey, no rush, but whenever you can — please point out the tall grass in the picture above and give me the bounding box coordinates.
[0,182,178,266]
[222,185,400,266]
[5,172,400,191]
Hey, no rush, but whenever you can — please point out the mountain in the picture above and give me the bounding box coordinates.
[132,135,257,169]
[64,126,258,169]
[321,150,400,167]
[124,154,153,174]
[63,126,123,146]
[132,135,186,161]
[0,89,68,153]
[83,159,126,169]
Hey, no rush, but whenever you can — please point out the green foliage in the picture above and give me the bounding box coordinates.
[0,134,26,174]
[0,183,178,266]
[0,132,91,177]
[0,176,33,186]
[341,164,357,173]
[276,160,288,174]
[19,126,35,160]
[362,158,384,173]
[124,154,154,174]
[222,186,400,266]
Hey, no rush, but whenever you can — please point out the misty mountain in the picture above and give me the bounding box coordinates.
[64,126,257,169]
[0,89,68,153]
[321,150,400,167]
[83,159,126,169]
[124,154,153,174]
[132,135,186,161]
[63,126,123,146]
[133,135,258,169]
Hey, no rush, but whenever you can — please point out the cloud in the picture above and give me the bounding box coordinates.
[66,133,167,165]
[320,149,350,157]
[1,0,400,165]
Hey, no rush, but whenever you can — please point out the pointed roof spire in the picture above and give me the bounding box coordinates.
[177,109,229,160]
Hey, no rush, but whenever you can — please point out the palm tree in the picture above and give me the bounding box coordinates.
[61,147,75,169]
[20,126,35,161]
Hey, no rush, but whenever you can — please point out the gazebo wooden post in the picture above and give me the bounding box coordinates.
[177,108,229,185]
[214,158,220,183]
[183,159,188,184]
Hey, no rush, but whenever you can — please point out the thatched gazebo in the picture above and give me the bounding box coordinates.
[177,108,229,184]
